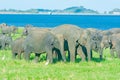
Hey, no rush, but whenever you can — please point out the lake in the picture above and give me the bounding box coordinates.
[0,14,120,30]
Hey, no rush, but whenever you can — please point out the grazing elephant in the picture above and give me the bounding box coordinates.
[52,24,84,62]
[11,37,25,59]
[0,34,12,49]
[23,30,61,64]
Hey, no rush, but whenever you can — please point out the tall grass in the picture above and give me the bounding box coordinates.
[0,28,120,80]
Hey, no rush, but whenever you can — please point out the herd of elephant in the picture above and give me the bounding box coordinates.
[0,23,120,64]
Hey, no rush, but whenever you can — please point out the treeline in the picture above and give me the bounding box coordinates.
[0,6,120,14]
[0,6,99,14]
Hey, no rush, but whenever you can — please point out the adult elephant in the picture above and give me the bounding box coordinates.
[23,30,61,64]
[52,24,84,62]
[11,37,25,59]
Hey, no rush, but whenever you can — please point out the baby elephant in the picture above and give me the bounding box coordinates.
[11,37,25,59]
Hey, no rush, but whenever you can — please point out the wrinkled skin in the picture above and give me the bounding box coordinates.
[0,34,12,49]
[23,30,61,64]
[52,24,84,62]
[11,37,25,59]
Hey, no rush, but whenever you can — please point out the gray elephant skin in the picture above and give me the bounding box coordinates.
[23,30,61,64]
[52,24,85,62]
[108,33,120,58]
[0,34,12,50]
[11,37,25,59]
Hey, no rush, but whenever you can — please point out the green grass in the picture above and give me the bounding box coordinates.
[0,28,120,80]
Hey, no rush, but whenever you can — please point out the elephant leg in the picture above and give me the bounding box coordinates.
[1,42,5,50]
[85,44,92,61]
[110,49,115,58]
[116,49,120,58]
[67,50,70,61]
[60,39,66,62]
[18,51,22,59]
[77,46,85,61]
[45,49,53,65]
[34,53,40,63]
[18,53,21,59]
[24,51,30,61]
[87,47,92,61]
[69,45,75,62]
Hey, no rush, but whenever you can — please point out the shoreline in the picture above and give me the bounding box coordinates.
[0,12,119,16]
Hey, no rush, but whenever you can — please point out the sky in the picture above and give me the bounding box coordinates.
[0,0,120,13]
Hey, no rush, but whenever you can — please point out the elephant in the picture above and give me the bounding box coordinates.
[90,32,103,60]
[76,29,103,61]
[11,37,25,59]
[23,30,61,64]
[1,25,18,36]
[79,30,103,61]
[107,33,120,58]
[0,34,12,50]
[51,24,85,62]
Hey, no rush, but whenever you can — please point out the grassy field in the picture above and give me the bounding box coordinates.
[0,28,120,80]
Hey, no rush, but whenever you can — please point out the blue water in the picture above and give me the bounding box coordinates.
[0,14,120,30]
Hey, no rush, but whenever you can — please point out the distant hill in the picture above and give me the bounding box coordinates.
[0,6,99,14]
[109,8,120,14]
[63,6,99,14]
